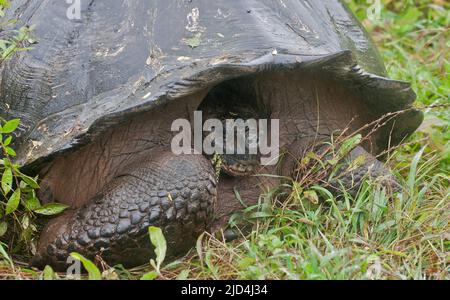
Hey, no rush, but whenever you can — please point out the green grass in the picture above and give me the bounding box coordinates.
[0,0,449,279]
[159,150,448,280]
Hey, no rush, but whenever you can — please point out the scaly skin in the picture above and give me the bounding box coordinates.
[32,152,217,270]
[325,146,400,197]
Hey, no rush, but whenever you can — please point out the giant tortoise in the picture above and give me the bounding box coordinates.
[0,0,423,270]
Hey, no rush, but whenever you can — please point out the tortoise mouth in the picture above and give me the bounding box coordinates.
[222,163,256,177]
[221,155,259,177]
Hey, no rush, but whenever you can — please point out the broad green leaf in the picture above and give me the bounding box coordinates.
[176,269,190,280]
[34,203,69,216]
[3,136,12,146]
[43,265,56,280]
[6,189,20,215]
[2,157,10,167]
[339,134,362,157]
[70,253,102,280]
[140,271,158,280]
[20,174,40,189]
[0,0,10,8]
[24,193,41,211]
[5,146,16,156]
[1,119,20,134]
[1,167,12,194]
[148,226,167,272]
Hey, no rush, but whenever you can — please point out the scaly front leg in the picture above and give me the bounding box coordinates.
[32,152,217,270]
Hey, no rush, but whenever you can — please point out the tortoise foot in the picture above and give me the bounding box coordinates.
[327,146,400,197]
[32,152,217,271]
